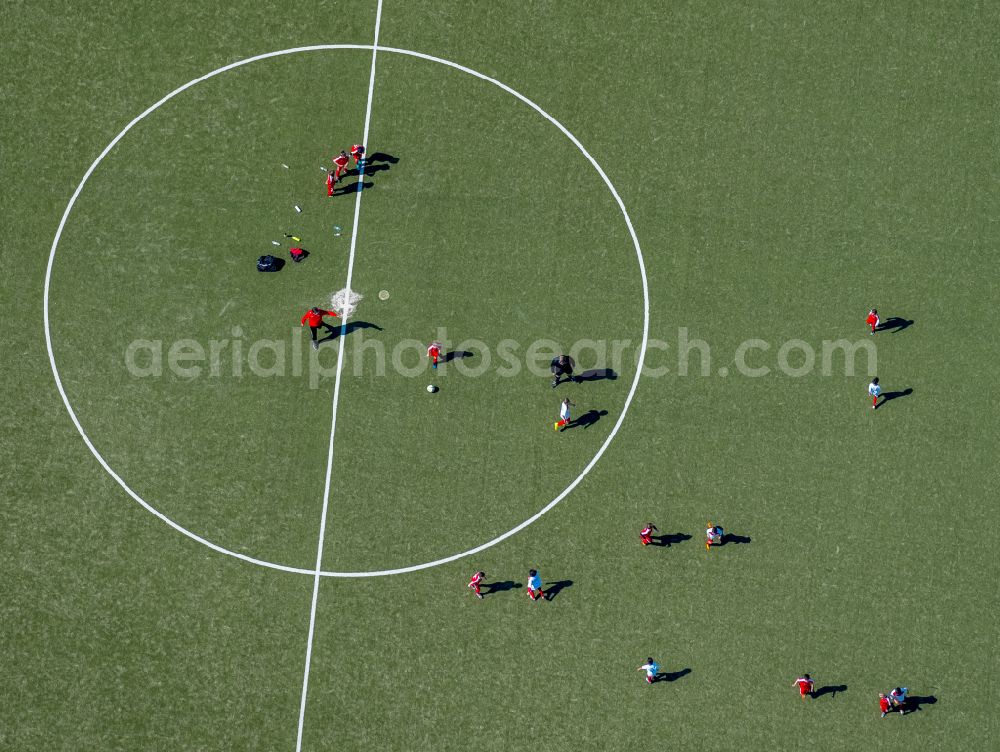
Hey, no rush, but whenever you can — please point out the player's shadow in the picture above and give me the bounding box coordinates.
[902,695,937,714]
[574,368,618,383]
[875,388,913,409]
[367,152,399,165]
[563,410,608,431]
[720,533,752,546]
[811,684,847,699]
[360,163,390,176]
[332,180,374,195]
[544,580,573,601]
[653,668,691,683]
[650,532,692,547]
[318,321,384,343]
[443,350,474,363]
[876,316,914,333]
[483,581,521,596]
[357,152,400,177]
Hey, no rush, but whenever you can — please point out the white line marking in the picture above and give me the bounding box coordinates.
[294,4,383,750]
[43,44,649,580]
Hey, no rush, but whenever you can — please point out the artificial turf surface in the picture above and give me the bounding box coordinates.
[3,1,997,750]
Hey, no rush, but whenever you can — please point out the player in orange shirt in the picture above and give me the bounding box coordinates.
[866,308,880,335]
[793,674,814,700]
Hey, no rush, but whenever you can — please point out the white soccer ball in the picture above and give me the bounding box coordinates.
[427,385,437,393]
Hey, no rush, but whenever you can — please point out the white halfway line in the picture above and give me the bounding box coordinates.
[294,1,384,750]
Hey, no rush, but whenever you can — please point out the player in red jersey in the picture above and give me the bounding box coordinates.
[332,150,350,183]
[793,674,814,700]
[878,692,892,717]
[640,522,658,546]
[326,170,336,196]
[301,307,339,350]
[468,571,486,599]
[866,308,880,335]
[350,143,365,167]
[427,341,442,369]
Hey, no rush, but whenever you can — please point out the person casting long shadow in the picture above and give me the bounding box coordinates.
[301,306,338,350]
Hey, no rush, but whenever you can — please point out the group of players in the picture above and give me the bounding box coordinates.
[865,307,912,410]
[639,521,726,551]
[325,144,366,195]
[467,569,546,601]
[794,676,911,716]
[291,138,915,715]
[295,145,369,349]
[463,312,914,714]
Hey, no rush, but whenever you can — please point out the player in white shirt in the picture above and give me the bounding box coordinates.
[706,521,724,550]
[869,377,881,410]
[637,657,660,684]
[889,686,908,714]
[554,398,575,431]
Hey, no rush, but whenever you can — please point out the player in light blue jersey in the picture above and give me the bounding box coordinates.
[527,569,545,601]
[637,657,660,684]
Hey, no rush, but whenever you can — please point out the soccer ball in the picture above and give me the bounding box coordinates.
[426,385,437,393]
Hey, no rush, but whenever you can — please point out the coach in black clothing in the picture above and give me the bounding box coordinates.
[550,354,575,388]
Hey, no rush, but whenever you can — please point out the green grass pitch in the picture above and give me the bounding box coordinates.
[2,2,997,750]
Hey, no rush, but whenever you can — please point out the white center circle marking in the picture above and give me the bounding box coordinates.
[43,45,651,578]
